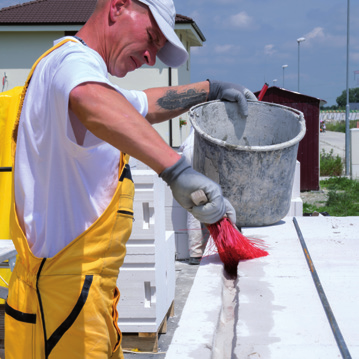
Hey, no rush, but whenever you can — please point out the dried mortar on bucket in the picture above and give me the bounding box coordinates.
[189,100,306,227]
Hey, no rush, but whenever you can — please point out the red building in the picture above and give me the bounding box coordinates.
[254,86,326,191]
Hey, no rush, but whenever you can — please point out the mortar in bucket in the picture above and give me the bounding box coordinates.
[189,100,306,227]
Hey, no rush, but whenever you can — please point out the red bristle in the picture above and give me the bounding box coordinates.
[207,217,268,277]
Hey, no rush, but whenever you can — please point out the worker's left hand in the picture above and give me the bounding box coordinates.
[207,80,257,117]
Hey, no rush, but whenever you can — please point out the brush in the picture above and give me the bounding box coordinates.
[191,189,268,277]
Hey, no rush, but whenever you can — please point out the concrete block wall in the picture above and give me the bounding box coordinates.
[117,170,176,333]
[351,129,359,179]
[166,217,359,359]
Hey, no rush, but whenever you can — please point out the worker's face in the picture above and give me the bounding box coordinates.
[108,0,167,78]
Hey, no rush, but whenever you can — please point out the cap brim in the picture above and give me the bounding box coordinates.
[148,5,189,68]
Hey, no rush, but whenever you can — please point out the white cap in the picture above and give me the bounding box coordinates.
[138,0,189,67]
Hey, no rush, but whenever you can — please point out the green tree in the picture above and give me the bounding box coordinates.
[320,104,339,110]
[336,87,359,108]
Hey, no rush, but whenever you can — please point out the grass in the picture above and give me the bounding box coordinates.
[325,120,357,133]
[320,149,344,176]
[303,177,359,216]
[303,130,358,216]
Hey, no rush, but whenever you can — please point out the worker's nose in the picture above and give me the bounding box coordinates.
[144,48,157,66]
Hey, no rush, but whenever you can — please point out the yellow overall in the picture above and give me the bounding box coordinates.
[5,40,134,359]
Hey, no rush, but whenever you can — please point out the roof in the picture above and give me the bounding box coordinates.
[0,0,205,42]
[0,0,95,24]
[174,13,206,42]
[254,86,327,105]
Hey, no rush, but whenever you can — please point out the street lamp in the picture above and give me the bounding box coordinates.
[282,65,288,88]
[297,37,306,92]
[273,79,278,86]
[345,0,350,176]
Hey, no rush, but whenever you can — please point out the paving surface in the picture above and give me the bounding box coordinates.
[301,129,348,207]
[319,130,345,160]
[165,216,359,359]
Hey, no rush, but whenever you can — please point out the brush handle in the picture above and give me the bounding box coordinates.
[191,189,231,225]
[257,83,268,101]
[190,189,208,206]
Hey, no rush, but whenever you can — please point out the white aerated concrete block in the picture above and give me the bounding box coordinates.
[117,169,175,333]
[351,129,359,179]
[164,184,189,260]
[287,197,304,217]
[286,160,303,217]
[128,158,190,259]
[291,160,301,198]
[167,217,359,359]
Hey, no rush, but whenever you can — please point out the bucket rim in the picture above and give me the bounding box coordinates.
[189,100,306,152]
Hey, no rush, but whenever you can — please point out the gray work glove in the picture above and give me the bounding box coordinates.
[160,157,236,224]
[207,79,258,117]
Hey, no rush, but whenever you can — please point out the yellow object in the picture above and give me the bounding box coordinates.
[5,39,135,358]
[0,86,22,240]
[6,152,134,359]
[0,85,23,304]
[0,268,11,305]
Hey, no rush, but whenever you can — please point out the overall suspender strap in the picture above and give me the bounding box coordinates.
[12,38,79,146]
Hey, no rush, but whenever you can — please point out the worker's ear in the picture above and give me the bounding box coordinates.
[109,0,130,22]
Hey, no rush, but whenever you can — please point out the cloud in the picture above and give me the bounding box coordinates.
[214,44,236,54]
[300,27,346,48]
[190,47,202,55]
[304,27,325,42]
[264,44,276,56]
[229,11,253,29]
[186,10,205,26]
[297,27,327,47]
[191,42,241,67]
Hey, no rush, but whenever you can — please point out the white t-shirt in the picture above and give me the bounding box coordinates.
[15,37,148,258]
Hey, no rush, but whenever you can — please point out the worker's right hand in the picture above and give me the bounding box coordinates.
[207,79,257,118]
[160,157,236,224]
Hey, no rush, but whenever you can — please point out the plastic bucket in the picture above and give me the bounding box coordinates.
[189,100,306,227]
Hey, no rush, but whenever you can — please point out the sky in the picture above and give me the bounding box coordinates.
[174,0,359,106]
[1,0,358,106]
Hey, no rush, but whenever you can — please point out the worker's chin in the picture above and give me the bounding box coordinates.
[109,67,129,78]
[114,68,134,78]
[111,71,126,78]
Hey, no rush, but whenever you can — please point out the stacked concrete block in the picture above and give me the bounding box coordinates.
[287,160,303,217]
[351,129,359,179]
[117,169,175,333]
[164,185,189,260]
[129,156,190,260]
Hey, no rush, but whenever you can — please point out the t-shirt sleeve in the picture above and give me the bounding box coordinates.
[50,44,148,149]
[53,45,148,117]
[113,86,148,118]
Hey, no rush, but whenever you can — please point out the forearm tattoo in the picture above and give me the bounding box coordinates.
[157,88,207,111]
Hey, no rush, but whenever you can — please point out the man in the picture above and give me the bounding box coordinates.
[180,130,210,265]
[5,0,255,358]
